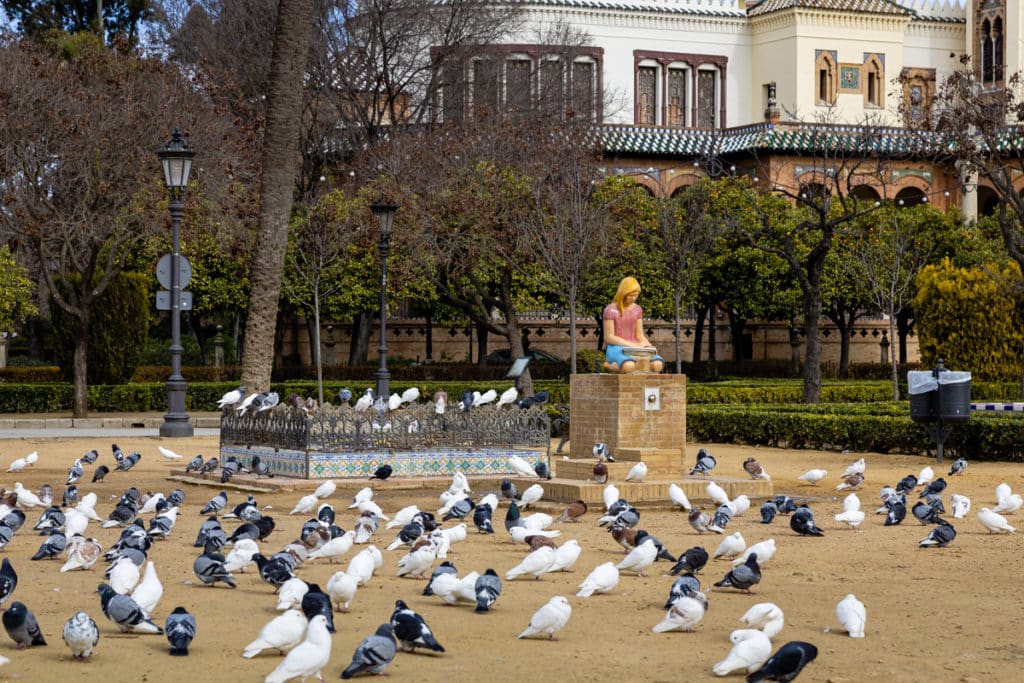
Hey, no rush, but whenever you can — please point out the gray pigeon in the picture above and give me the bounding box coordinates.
[341,623,397,679]
[2,601,46,648]
[96,583,162,634]
[760,501,777,524]
[442,497,475,523]
[948,458,968,476]
[920,522,957,547]
[62,611,99,660]
[713,553,761,593]
[165,606,196,656]
[747,641,818,682]
[665,572,701,608]
[192,551,236,588]
[200,491,227,515]
[66,460,84,485]
[474,569,503,612]
[31,529,66,561]
[423,562,458,597]
[912,501,946,525]
[689,448,716,475]
[711,504,733,532]
[389,600,444,652]
[688,508,713,535]
[669,546,708,576]
[790,506,824,536]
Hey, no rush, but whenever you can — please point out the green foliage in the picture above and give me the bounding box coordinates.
[50,271,152,384]
[914,258,1024,381]
[8,2,152,48]
[0,246,38,332]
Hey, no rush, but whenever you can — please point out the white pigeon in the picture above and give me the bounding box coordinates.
[602,484,620,511]
[4,458,24,473]
[138,493,166,515]
[62,509,89,538]
[289,494,318,516]
[276,577,310,611]
[307,530,356,563]
[385,505,420,530]
[130,561,163,614]
[669,483,691,510]
[509,526,560,543]
[399,386,420,406]
[76,493,103,522]
[495,386,518,409]
[325,570,359,612]
[396,543,436,579]
[452,571,480,603]
[993,494,1023,515]
[60,535,102,573]
[345,487,372,511]
[346,547,381,585]
[711,628,773,676]
[313,480,337,500]
[473,389,498,407]
[520,484,544,509]
[243,609,308,658]
[157,446,183,460]
[841,493,861,512]
[841,458,866,478]
[517,596,572,640]
[616,537,658,576]
[739,602,785,639]
[707,481,730,506]
[13,482,43,508]
[441,523,468,546]
[508,455,538,479]
[834,507,866,530]
[713,532,746,560]
[978,507,1016,533]
[625,462,648,483]
[951,493,971,519]
[235,392,259,415]
[449,472,472,495]
[264,614,332,683]
[109,556,140,595]
[731,495,751,516]
[217,386,244,408]
[385,393,401,411]
[429,571,479,605]
[354,389,374,413]
[652,592,708,633]
[478,494,499,514]
[523,512,554,531]
[224,538,260,573]
[429,529,451,559]
[24,451,37,466]
[798,469,828,485]
[576,562,619,597]
[836,593,866,638]
[995,483,1012,503]
[506,546,557,580]
[917,465,935,488]
[733,539,777,567]
[357,499,390,521]
[549,540,582,572]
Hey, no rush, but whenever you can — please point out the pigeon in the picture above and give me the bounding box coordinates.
[390,599,444,652]
[714,532,746,560]
[475,569,503,612]
[242,609,307,658]
[549,539,582,572]
[593,442,613,462]
[616,536,658,576]
[500,479,519,501]
[714,553,761,593]
[200,491,227,515]
[62,611,99,660]
[217,385,245,408]
[433,389,447,414]
[571,561,619,597]
[340,623,397,679]
[920,522,957,547]
[517,596,572,640]
[743,457,771,480]
[2,601,45,648]
[798,469,827,485]
[5,458,25,473]
[326,571,359,612]
[664,572,701,608]
[192,550,237,588]
[108,556,141,595]
[116,451,142,472]
[625,462,648,482]
[711,504,734,533]
[96,583,162,634]
[746,641,819,682]
[61,535,102,573]
[62,485,79,508]
[690,448,716,475]
[300,584,335,634]
[31,528,66,561]
[0,560,16,605]
[836,594,866,638]
[711,628,773,676]
[706,481,730,506]
[354,389,374,413]
[652,591,709,633]
[760,501,777,524]
[494,386,519,410]
[506,546,556,581]
[165,606,196,656]
[256,391,280,412]
[790,506,824,536]
[508,455,538,479]
[918,465,935,487]
[773,496,798,515]
[733,539,777,567]
[354,512,379,544]
[275,578,309,612]
[740,602,786,639]
[896,474,918,494]
[834,495,866,530]
[668,483,691,510]
[836,472,865,491]
[473,504,495,534]
[948,458,967,476]
[556,500,588,523]
[80,449,99,464]
[993,494,1023,515]
[369,464,393,480]
[307,530,356,563]
[396,543,436,580]
[266,614,333,683]
[951,493,971,519]
[669,546,709,575]
[131,561,163,614]
[346,547,382,586]
[841,458,865,478]
[66,460,84,485]
[884,498,907,526]
[978,507,1016,533]
[185,454,204,473]
[235,391,260,415]
[912,501,945,525]
[689,508,713,535]
[920,477,947,498]
[520,484,544,509]
[443,497,475,522]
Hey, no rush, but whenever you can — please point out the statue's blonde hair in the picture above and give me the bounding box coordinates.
[612,277,641,315]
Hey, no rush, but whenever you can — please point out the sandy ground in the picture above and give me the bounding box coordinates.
[0,434,1019,683]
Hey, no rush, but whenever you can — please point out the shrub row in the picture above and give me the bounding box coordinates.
[687,404,1024,462]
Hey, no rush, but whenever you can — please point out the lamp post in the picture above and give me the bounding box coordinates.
[157,128,196,438]
[371,201,398,401]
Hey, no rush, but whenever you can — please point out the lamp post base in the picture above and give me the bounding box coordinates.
[159,416,194,438]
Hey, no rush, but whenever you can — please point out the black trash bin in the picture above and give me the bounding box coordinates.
[908,371,938,423]
[938,375,972,423]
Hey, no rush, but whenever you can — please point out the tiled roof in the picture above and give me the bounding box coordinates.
[511,0,747,17]
[599,123,949,156]
[747,0,912,16]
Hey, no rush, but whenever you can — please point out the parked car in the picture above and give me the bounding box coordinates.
[483,348,563,365]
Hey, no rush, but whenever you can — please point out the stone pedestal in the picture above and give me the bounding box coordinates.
[567,373,686,474]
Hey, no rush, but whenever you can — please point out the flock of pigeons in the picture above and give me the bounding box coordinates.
[0,432,1006,681]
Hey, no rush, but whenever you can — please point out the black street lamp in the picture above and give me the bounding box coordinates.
[371,201,398,401]
[157,128,196,438]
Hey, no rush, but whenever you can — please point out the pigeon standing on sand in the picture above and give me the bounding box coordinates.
[265,614,333,683]
[2,601,46,648]
[711,628,773,676]
[746,641,819,682]
[798,469,827,485]
[165,606,196,655]
[669,546,708,576]
[340,623,396,679]
[474,569,503,612]
[517,596,572,640]
[835,594,866,638]
[62,611,99,660]
[0,560,16,605]
[714,553,761,593]
[652,591,708,633]
[790,506,824,536]
[949,458,968,476]
[389,600,445,652]
[920,522,957,547]
[96,583,162,634]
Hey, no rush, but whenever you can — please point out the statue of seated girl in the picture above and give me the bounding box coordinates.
[602,277,663,374]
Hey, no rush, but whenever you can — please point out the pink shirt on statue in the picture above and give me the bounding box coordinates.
[603,303,643,344]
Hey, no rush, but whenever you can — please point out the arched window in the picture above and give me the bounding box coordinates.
[851,185,880,203]
[979,3,1005,86]
[815,51,837,105]
[895,187,927,208]
[864,55,884,108]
